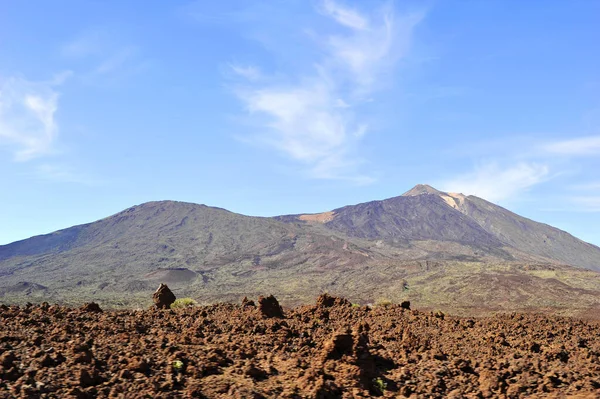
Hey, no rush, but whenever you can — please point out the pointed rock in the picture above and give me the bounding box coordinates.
[153,283,176,309]
[258,295,284,318]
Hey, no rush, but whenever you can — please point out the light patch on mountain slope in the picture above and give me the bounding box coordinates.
[298,211,336,223]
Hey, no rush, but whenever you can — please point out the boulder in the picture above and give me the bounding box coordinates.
[153,283,176,309]
[258,295,284,318]
[80,302,103,313]
[316,293,351,308]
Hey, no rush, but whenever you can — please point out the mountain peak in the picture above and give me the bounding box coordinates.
[402,184,445,197]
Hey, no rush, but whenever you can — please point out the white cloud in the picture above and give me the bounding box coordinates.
[325,5,423,91]
[230,0,423,181]
[543,135,600,155]
[320,0,369,30]
[0,75,69,161]
[440,162,550,202]
[230,64,262,81]
[241,82,359,175]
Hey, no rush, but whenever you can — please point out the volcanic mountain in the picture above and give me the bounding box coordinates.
[2,184,600,316]
[286,184,600,270]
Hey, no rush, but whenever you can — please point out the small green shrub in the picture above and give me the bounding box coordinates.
[351,303,361,308]
[375,298,392,307]
[172,359,184,374]
[372,377,387,393]
[170,298,198,309]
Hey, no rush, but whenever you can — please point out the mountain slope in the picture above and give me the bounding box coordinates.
[281,184,600,271]
[401,185,600,270]
[0,201,390,306]
[451,195,600,270]
[0,200,300,273]
[2,185,600,316]
[324,194,505,248]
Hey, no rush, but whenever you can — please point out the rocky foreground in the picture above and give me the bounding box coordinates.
[1,295,600,398]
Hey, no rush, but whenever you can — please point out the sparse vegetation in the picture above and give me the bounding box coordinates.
[172,359,184,373]
[4,193,600,317]
[372,377,387,393]
[375,298,392,307]
[170,298,198,309]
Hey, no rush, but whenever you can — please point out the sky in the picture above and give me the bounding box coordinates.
[0,0,599,246]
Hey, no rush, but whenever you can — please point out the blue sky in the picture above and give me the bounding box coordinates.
[1,0,599,246]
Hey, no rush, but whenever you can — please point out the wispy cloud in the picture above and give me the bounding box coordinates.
[92,47,139,76]
[570,196,600,212]
[61,30,106,58]
[570,181,600,191]
[324,3,422,92]
[319,0,369,30]
[229,0,423,182]
[229,64,262,81]
[543,135,600,156]
[0,73,70,161]
[439,132,600,205]
[536,135,600,210]
[33,163,101,186]
[564,180,600,212]
[62,30,145,84]
[439,162,550,202]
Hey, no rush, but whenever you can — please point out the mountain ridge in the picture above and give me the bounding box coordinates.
[2,184,600,315]
[278,186,600,270]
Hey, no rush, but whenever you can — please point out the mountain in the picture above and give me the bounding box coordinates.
[2,185,600,316]
[277,184,600,269]
[442,193,600,270]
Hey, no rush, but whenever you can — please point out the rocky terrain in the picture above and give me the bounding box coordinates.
[2,184,600,315]
[1,294,600,398]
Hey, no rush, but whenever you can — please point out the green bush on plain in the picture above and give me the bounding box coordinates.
[170,298,198,309]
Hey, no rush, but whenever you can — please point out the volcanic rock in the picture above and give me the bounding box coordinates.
[80,302,103,313]
[243,363,268,381]
[0,351,15,368]
[127,357,150,373]
[316,293,351,308]
[38,354,55,368]
[322,323,371,361]
[1,299,600,397]
[258,295,284,318]
[241,296,256,308]
[322,329,354,360]
[152,283,176,309]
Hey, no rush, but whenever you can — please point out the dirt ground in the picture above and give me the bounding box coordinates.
[1,295,600,398]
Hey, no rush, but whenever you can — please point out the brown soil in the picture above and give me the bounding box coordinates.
[298,211,336,223]
[1,296,600,398]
